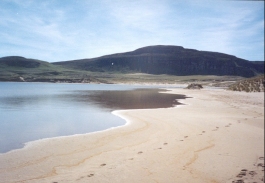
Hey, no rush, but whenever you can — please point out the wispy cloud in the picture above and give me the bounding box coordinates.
[0,1,77,60]
[0,0,263,61]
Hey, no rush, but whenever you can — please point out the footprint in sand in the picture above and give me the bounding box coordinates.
[87,174,94,177]
[225,124,231,127]
[236,169,247,178]
[77,173,95,181]
[257,157,265,170]
[231,157,264,183]
[213,126,219,131]
[212,127,219,131]
[248,171,257,176]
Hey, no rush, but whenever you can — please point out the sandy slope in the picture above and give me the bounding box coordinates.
[0,88,264,183]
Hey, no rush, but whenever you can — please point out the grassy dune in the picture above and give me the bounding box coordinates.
[228,75,264,92]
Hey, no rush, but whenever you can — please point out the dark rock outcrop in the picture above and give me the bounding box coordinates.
[185,83,203,89]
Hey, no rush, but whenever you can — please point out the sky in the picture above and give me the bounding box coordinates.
[0,0,264,62]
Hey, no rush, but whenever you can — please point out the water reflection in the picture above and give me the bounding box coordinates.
[0,83,187,153]
[71,89,188,110]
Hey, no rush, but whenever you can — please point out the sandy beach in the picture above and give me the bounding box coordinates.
[0,88,264,183]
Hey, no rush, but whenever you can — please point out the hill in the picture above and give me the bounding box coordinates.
[0,56,47,68]
[54,45,264,77]
[0,46,264,83]
[0,56,104,83]
[0,56,57,81]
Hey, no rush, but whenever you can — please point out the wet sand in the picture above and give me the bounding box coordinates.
[0,88,264,183]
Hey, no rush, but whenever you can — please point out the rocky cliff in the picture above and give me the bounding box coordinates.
[54,45,264,77]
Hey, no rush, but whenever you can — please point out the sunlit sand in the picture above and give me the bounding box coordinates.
[0,88,263,183]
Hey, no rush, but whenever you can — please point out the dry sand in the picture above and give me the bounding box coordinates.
[0,88,264,183]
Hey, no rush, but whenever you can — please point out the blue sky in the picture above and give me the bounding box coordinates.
[0,0,264,62]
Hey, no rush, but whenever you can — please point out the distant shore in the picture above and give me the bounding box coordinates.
[0,73,246,88]
[0,88,264,183]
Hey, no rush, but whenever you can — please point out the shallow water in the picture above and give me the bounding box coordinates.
[0,82,186,153]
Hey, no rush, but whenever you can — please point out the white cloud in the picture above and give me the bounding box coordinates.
[0,0,263,61]
[107,0,168,29]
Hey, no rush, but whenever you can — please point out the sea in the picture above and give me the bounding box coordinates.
[0,82,186,153]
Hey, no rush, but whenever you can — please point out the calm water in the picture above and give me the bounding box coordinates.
[0,82,187,153]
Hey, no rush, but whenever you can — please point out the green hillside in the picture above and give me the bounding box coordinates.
[0,56,104,83]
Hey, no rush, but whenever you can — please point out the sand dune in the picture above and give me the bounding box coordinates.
[0,88,264,183]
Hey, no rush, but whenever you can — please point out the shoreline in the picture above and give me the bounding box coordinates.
[1,110,133,155]
[0,88,263,183]
[0,88,188,155]
[0,84,187,155]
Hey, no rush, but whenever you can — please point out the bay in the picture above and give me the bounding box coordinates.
[0,82,186,153]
